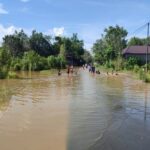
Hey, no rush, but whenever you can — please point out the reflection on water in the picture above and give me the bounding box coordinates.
[0,71,150,150]
[0,71,75,150]
[68,71,150,150]
[0,80,16,113]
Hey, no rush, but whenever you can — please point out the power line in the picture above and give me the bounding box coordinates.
[126,22,150,71]
[128,23,148,37]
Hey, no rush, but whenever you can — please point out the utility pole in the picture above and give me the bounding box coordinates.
[146,22,149,72]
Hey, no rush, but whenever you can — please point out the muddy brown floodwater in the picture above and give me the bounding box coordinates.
[0,70,150,150]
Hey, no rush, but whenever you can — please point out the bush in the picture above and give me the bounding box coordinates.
[144,74,150,83]
[133,65,140,73]
[139,69,145,80]
[56,56,66,69]
[125,57,141,70]
[10,58,22,71]
[0,68,8,79]
[21,51,48,71]
[8,72,19,79]
[138,69,150,82]
[9,51,67,72]
[47,56,66,69]
[47,56,57,69]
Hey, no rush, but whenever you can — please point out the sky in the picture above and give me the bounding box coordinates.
[0,0,150,50]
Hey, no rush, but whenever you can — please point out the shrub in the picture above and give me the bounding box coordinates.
[138,69,150,83]
[144,74,150,83]
[125,57,141,70]
[21,51,48,71]
[133,65,140,73]
[47,56,57,69]
[8,72,19,79]
[0,68,8,79]
[10,58,22,71]
[139,69,145,80]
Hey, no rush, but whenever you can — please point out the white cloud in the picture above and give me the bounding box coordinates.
[0,3,8,14]
[0,24,20,45]
[47,27,65,37]
[20,0,30,3]
[0,24,33,46]
[20,7,29,13]
[53,27,65,36]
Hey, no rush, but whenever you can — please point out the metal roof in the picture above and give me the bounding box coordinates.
[123,46,150,55]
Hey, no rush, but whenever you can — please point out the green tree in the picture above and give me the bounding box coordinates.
[22,51,47,71]
[93,25,128,65]
[82,50,93,64]
[0,48,11,78]
[3,30,29,57]
[3,35,24,57]
[64,34,84,65]
[128,37,144,46]
[92,39,107,64]
[104,25,128,57]
[30,30,53,57]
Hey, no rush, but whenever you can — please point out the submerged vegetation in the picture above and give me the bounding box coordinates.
[92,25,150,82]
[0,25,150,83]
[0,30,92,79]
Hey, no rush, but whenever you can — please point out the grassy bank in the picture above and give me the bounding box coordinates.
[95,65,150,83]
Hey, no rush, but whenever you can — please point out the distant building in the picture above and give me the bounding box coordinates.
[122,46,150,63]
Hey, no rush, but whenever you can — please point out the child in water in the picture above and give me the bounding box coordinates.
[58,69,61,76]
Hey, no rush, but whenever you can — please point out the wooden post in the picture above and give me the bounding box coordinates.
[146,22,149,72]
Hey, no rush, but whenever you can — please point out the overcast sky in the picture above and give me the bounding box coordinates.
[0,0,150,50]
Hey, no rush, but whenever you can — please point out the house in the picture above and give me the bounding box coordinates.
[122,46,150,63]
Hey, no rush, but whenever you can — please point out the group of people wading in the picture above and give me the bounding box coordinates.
[83,64,97,74]
[83,64,118,76]
[58,65,75,76]
[58,64,119,76]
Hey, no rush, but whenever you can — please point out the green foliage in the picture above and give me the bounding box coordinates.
[10,58,22,71]
[125,57,141,70]
[10,52,66,72]
[139,69,145,80]
[0,48,11,79]
[128,37,144,46]
[0,48,11,67]
[47,56,66,69]
[128,37,150,46]
[104,25,127,56]
[21,51,47,71]
[47,56,57,69]
[0,68,8,79]
[0,30,88,79]
[93,25,128,65]
[8,72,19,79]
[139,69,150,83]
[30,30,53,57]
[3,30,29,57]
[144,74,150,83]
[133,65,140,73]
[58,34,84,65]
[55,56,66,69]
[82,50,93,64]
[2,29,85,73]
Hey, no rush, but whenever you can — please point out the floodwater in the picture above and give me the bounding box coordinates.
[0,70,150,150]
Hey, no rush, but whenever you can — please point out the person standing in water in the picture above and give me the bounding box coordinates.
[70,65,74,74]
[67,65,70,74]
[58,69,61,76]
[91,65,95,74]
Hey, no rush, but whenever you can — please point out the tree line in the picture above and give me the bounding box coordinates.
[92,25,150,70]
[0,30,92,79]
[92,25,150,82]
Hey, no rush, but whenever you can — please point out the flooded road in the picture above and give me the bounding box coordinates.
[0,70,150,150]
